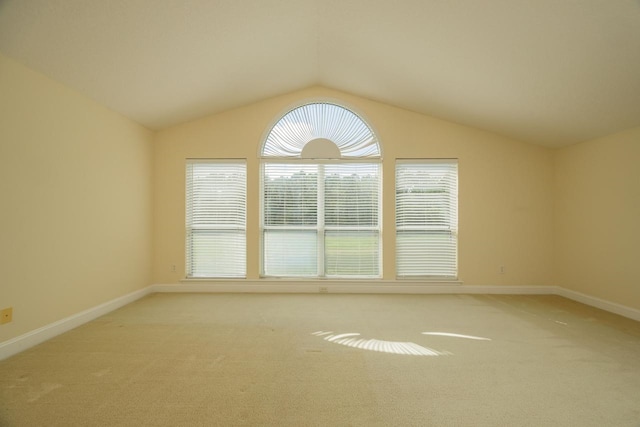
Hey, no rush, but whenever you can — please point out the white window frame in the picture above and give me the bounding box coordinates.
[186,159,246,278]
[395,159,458,279]
[259,101,383,279]
[260,159,382,278]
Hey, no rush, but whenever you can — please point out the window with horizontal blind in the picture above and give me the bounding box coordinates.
[262,162,380,277]
[186,160,246,278]
[260,102,382,278]
[396,160,458,279]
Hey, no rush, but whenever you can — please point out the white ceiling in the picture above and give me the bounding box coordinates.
[1,0,639,147]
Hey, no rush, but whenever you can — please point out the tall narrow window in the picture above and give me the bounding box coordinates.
[396,160,458,279]
[261,102,381,278]
[263,164,318,277]
[186,160,246,278]
[324,163,380,276]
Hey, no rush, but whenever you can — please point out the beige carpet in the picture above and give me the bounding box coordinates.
[1,293,639,426]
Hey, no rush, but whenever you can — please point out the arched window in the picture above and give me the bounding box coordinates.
[261,103,381,158]
[260,102,382,278]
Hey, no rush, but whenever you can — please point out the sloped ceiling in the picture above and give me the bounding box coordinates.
[1,0,639,147]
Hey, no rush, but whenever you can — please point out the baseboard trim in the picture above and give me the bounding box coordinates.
[2,283,638,361]
[154,282,640,321]
[153,282,553,295]
[0,286,153,361]
[554,287,640,322]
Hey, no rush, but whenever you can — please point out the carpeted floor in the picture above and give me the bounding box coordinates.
[1,293,639,426]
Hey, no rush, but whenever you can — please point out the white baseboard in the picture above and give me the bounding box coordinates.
[154,282,639,321]
[153,281,554,295]
[2,283,637,361]
[554,287,640,322]
[0,286,152,361]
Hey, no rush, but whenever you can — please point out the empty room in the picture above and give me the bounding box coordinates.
[1,1,639,426]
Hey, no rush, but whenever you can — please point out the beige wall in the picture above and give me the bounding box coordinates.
[2,52,636,345]
[153,86,555,286]
[554,127,640,310]
[0,54,154,342]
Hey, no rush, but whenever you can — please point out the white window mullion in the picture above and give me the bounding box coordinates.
[317,164,326,277]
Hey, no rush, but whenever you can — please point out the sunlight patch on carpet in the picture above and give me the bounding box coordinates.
[312,331,448,356]
[422,332,491,341]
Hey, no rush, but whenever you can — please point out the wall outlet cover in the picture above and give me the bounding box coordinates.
[1,307,13,324]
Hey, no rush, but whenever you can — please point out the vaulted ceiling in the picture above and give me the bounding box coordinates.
[1,0,639,147]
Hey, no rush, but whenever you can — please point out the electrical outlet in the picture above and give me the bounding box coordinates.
[500,265,505,275]
[1,307,12,324]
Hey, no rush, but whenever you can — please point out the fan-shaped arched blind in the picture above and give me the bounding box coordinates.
[262,103,380,158]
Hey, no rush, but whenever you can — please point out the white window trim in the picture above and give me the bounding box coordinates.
[395,159,459,280]
[186,159,247,279]
[260,160,382,279]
